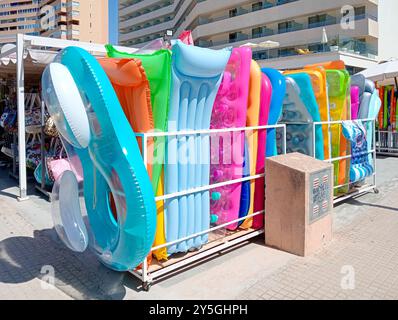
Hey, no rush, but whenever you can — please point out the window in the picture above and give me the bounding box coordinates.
[229,8,237,18]
[308,14,327,26]
[252,26,262,38]
[229,32,237,41]
[252,2,263,11]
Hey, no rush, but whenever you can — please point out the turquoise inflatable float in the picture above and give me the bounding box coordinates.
[42,47,156,271]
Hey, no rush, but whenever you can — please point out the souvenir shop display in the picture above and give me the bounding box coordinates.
[0,33,381,291]
[377,84,398,154]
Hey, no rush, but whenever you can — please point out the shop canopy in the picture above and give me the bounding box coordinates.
[0,34,137,200]
[358,59,398,84]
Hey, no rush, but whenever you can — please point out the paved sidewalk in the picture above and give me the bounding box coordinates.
[0,156,397,300]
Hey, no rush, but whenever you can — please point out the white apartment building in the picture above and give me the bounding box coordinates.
[0,0,108,45]
[119,0,398,73]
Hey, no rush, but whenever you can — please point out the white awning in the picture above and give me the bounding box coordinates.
[358,59,398,82]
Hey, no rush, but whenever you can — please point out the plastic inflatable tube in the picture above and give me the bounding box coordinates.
[105,46,172,261]
[252,74,272,230]
[210,47,251,231]
[105,46,172,193]
[351,86,360,120]
[281,77,314,156]
[43,47,157,271]
[261,68,286,157]
[342,121,374,182]
[285,68,330,160]
[165,41,231,255]
[238,142,250,222]
[98,58,154,179]
[51,170,88,253]
[325,69,351,195]
[240,60,262,230]
[286,73,324,160]
[351,74,366,100]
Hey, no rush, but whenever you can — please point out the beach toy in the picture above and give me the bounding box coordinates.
[105,46,172,191]
[280,77,314,156]
[105,46,172,260]
[357,80,381,165]
[342,121,374,182]
[240,60,262,230]
[165,41,231,254]
[252,74,272,230]
[351,86,360,120]
[238,142,250,223]
[305,61,351,194]
[285,68,330,159]
[351,74,366,100]
[42,47,156,271]
[286,73,324,159]
[261,68,286,157]
[210,47,251,230]
[306,60,346,71]
[98,58,154,178]
[326,69,351,194]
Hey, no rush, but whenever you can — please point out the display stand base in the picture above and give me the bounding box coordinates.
[130,228,263,291]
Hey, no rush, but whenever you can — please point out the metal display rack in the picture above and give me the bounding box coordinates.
[313,118,379,204]
[130,124,287,291]
[376,130,398,157]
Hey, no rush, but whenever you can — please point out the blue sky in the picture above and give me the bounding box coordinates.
[109,0,118,45]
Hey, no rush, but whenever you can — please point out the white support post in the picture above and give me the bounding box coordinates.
[16,34,29,201]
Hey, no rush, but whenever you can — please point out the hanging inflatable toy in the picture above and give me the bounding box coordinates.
[252,74,272,230]
[210,47,251,230]
[98,58,154,178]
[306,61,351,195]
[280,77,314,156]
[351,86,360,120]
[285,68,330,160]
[342,121,374,182]
[165,41,231,254]
[285,73,324,159]
[261,68,286,157]
[42,47,156,271]
[105,45,172,261]
[240,60,262,229]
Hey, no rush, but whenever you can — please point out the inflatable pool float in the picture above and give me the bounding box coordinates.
[105,45,172,192]
[281,77,314,155]
[209,47,251,230]
[326,69,351,194]
[252,73,272,230]
[165,41,230,254]
[285,73,324,159]
[105,45,172,261]
[42,47,156,271]
[285,68,330,160]
[240,60,262,230]
[342,121,374,182]
[357,80,381,165]
[261,68,286,157]
[351,86,360,120]
[238,141,250,224]
[98,58,154,179]
[351,74,365,101]
[306,61,351,194]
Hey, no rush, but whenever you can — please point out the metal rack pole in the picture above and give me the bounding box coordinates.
[132,124,286,291]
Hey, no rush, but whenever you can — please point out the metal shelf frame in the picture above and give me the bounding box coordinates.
[376,130,398,157]
[312,118,378,204]
[130,124,287,291]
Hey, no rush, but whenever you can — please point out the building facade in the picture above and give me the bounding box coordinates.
[0,0,108,44]
[119,0,397,72]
